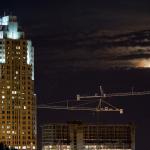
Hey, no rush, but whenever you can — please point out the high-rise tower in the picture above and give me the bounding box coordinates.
[0,15,36,150]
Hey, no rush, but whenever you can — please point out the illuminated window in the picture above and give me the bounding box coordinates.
[12,91,17,94]
[7,126,10,129]
[16,46,20,49]
[7,86,10,89]
[7,131,10,134]
[22,146,26,149]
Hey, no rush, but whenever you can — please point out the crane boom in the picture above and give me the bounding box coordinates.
[38,86,150,114]
[37,105,123,113]
[77,91,150,101]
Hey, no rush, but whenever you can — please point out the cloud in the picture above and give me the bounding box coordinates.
[33,28,150,74]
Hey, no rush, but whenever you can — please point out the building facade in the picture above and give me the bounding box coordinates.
[0,15,37,150]
[42,122,135,150]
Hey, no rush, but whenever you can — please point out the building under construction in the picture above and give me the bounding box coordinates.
[41,121,135,150]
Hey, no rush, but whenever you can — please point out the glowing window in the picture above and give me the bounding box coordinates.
[7,86,10,89]
[12,91,17,94]
[22,146,26,149]
[7,126,10,129]
[16,46,20,49]
[7,131,10,134]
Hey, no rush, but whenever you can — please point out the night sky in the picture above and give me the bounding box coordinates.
[1,0,150,149]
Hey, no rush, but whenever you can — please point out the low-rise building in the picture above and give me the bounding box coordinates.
[41,121,135,150]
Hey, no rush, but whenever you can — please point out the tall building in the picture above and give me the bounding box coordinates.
[41,121,135,150]
[0,15,37,150]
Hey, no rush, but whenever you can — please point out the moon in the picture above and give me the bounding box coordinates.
[134,59,150,68]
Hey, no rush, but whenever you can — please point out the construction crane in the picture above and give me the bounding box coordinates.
[76,86,150,114]
[38,86,150,114]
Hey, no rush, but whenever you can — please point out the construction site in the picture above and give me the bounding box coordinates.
[41,122,135,150]
[38,86,150,150]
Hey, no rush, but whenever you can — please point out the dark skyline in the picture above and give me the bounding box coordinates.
[1,0,150,32]
[1,1,150,150]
